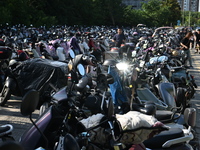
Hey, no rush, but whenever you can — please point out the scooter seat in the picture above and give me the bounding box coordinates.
[143,128,184,149]
[155,110,179,123]
[156,110,173,120]
[132,102,156,116]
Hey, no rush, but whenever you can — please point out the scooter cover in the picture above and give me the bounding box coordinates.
[12,58,68,95]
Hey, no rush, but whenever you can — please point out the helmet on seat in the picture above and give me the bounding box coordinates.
[172,50,179,56]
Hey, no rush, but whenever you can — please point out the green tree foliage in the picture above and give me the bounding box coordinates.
[123,6,144,26]
[141,0,162,26]
[141,0,181,26]
[161,0,181,26]
[0,0,56,27]
[183,11,200,27]
[0,0,187,27]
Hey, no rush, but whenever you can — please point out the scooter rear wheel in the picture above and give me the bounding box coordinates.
[0,86,11,106]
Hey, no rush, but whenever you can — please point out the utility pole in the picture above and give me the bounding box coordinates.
[189,11,191,27]
[182,10,184,26]
[182,1,184,26]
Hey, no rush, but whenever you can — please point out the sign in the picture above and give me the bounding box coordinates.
[177,20,181,26]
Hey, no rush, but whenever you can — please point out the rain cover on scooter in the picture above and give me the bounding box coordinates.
[108,66,128,106]
[13,58,68,96]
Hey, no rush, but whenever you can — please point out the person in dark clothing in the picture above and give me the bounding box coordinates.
[194,29,200,53]
[112,28,126,48]
[180,31,193,68]
[69,33,82,55]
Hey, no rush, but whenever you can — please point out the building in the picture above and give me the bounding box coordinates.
[122,0,148,9]
[122,0,199,12]
[177,0,199,12]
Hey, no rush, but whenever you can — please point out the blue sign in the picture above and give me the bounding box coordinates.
[177,20,181,26]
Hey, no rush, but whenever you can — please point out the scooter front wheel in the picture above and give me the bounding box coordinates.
[0,86,11,106]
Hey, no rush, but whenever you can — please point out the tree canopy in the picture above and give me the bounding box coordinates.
[0,0,189,27]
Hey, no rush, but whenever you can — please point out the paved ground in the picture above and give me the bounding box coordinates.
[189,51,200,149]
[0,96,39,142]
[0,52,200,149]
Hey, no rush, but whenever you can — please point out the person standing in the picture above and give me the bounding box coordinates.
[112,28,126,48]
[180,31,193,68]
[112,28,127,59]
[69,33,82,55]
[194,29,200,53]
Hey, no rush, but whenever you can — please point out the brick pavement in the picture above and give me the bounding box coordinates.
[0,53,200,149]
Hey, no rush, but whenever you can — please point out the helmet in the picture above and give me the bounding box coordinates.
[172,50,179,56]
[133,32,138,36]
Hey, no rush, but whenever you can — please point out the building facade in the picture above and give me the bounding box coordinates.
[177,0,199,11]
[122,0,148,9]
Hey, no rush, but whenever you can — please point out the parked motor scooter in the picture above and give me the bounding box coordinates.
[143,107,196,150]
[19,72,168,150]
[18,50,87,149]
[0,57,68,106]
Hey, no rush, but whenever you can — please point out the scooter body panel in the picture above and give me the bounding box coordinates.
[52,86,68,101]
[20,102,67,150]
[147,143,193,150]
[5,77,16,90]
[158,82,176,110]
[19,108,52,149]
[136,87,168,110]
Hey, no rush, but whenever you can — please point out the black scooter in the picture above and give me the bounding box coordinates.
[0,57,68,106]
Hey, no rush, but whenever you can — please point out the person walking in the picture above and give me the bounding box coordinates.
[194,29,200,53]
[180,31,193,68]
[112,27,126,48]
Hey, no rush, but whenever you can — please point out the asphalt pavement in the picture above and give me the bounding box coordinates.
[0,51,200,149]
[0,96,39,142]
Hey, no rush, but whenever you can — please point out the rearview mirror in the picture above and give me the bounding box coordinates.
[69,49,75,59]
[77,64,85,76]
[20,89,40,116]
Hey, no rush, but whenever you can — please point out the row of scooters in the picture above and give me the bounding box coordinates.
[0,28,199,150]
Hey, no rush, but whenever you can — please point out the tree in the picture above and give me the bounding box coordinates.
[161,0,181,26]
[141,0,181,26]
[0,0,186,27]
[122,6,145,26]
[141,0,163,26]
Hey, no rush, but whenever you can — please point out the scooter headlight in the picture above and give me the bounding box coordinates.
[116,62,129,71]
